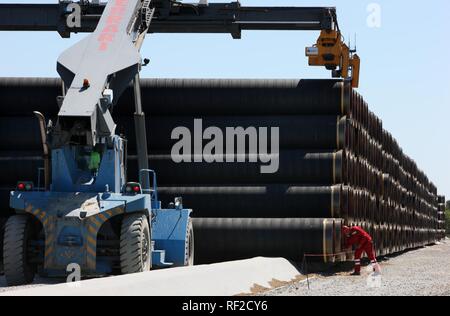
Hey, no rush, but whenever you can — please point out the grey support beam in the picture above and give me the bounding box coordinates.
[0,2,336,38]
[0,3,103,37]
[0,4,61,31]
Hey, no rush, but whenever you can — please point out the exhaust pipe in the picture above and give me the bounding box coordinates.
[33,111,50,190]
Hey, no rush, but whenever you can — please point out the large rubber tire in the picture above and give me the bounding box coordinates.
[3,215,36,286]
[185,219,194,266]
[0,217,6,275]
[120,213,151,274]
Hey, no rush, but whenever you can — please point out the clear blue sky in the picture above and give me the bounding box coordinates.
[1,0,449,199]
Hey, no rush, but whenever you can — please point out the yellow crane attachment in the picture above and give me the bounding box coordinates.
[306,28,360,88]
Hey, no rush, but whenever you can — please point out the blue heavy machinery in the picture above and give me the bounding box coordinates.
[2,0,195,285]
[0,0,360,285]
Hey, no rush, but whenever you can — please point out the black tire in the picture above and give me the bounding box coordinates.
[185,219,194,266]
[3,215,36,286]
[120,213,151,274]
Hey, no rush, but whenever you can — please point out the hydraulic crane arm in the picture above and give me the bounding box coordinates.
[54,0,154,147]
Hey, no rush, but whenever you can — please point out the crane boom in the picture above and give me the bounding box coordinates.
[54,0,153,147]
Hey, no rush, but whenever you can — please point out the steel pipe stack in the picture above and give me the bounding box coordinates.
[0,78,445,264]
[437,196,447,240]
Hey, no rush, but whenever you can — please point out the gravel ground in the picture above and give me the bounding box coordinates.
[0,276,60,293]
[266,239,450,296]
[1,239,449,295]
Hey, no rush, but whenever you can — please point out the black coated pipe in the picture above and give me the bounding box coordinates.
[0,76,444,259]
[0,116,347,151]
[158,185,346,218]
[0,78,350,116]
[121,116,347,151]
[0,77,436,195]
[0,154,44,186]
[0,151,436,226]
[0,188,10,214]
[128,151,345,186]
[0,150,344,186]
[0,216,5,271]
[0,77,62,117]
[192,218,341,264]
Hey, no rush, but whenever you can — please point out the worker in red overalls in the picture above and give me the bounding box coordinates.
[343,226,381,276]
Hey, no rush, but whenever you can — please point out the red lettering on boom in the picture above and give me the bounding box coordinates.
[98,0,129,51]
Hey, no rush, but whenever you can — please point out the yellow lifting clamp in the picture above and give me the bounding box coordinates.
[306,28,360,88]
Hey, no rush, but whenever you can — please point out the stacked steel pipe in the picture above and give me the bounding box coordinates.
[0,78,445,264]
[437,196,447,239]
